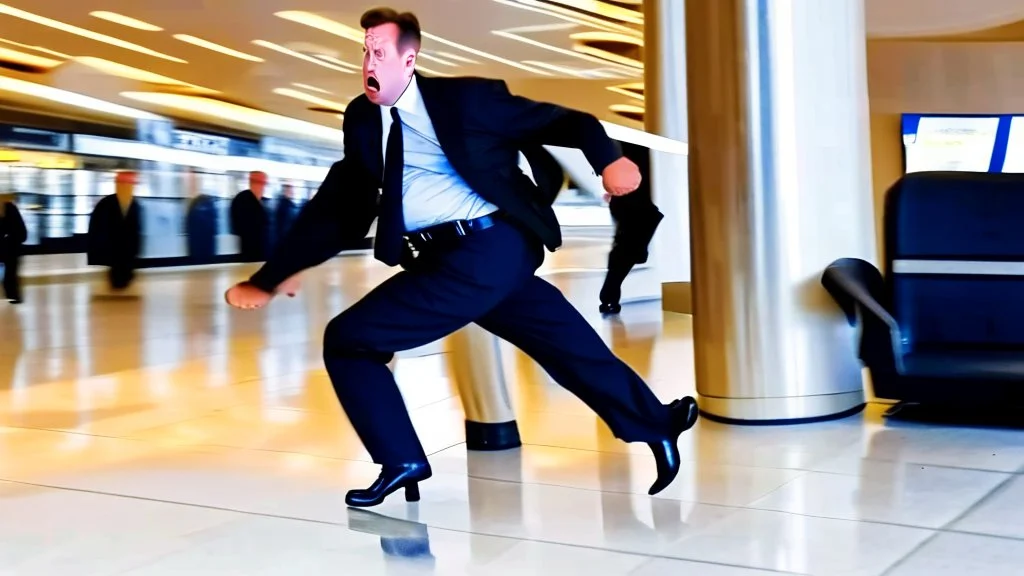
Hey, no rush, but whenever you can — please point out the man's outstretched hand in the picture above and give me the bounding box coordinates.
[601,156,642,197]
[225,282,273,310]
[225,274,301,310]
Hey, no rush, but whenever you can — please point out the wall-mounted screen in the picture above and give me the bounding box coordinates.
[901,114,1003,173]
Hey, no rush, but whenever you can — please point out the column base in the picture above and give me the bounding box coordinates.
[465,420,522,451]
[697,391,866,425]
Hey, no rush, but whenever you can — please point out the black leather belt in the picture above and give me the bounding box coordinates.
[405,213,501,251]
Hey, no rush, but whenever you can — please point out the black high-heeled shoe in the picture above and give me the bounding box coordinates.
[345,462,433,508]
[647,397,699,496]
[599,302,622,315]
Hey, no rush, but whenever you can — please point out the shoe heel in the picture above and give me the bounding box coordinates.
[405,482,420,502]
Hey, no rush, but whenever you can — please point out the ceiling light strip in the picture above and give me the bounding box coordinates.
[174,34,264,62]
[274,10,551,76]
[0,76,161,119]
[313,53,359,70]
[74,56,214,91]
[120,91,344,144]
[435,51,480,64]
[415,64,454,77]
[519,60,590,77]
[493,30,641,73]
[573,45,642,69]
[605,84,644,101]
[0,46,62,68]
[491,0,637,34]
[0,3,186,63]
[535,0,642,24]
[273,87,348,112]
[89,11,163,32]
[0,37,71,59]
[417,52,458,67]
[292,82,332,95]
[420,32,552,75]
[275,11,363,41]
[252,40,356,74]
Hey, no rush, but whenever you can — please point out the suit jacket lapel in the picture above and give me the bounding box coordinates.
[416,73,467,169]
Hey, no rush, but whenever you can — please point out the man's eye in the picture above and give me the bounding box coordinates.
[375,50,383,58]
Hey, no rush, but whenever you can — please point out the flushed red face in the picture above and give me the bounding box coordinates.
[362,23,416,106]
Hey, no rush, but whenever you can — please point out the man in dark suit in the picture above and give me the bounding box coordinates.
[87,171,142,291]
[229,171,270,262]
[225,7,698,508]
[600,141,665,314]
[0,194,26,304]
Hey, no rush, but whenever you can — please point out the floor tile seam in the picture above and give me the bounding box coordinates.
[451,472,955,533]
[6,424,1017,483]
[516,440,1024,477]
[874,478,1017,576]
[0,426,381,467]
[9,471,1024,554]
[10,454,1020,545]
[876,529,943,576]
[0,477,793,574]
[934,473,1020,533]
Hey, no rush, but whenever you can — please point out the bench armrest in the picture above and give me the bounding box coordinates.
[822,258,905,373]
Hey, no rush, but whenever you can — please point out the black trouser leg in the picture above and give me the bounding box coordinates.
[478,276,670,442]
[2,256,20,302]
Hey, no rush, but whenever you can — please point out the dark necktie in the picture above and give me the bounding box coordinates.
[374,107,405,266]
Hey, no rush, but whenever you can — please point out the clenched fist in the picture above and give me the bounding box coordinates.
[601,156,642,197]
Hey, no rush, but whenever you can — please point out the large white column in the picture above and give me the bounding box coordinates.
[686,0,877,422]
[644,0,692,313]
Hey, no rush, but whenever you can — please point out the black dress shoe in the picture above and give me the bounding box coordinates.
[345,462,432,508]
[647,396,699,496]
[599,302,622,315]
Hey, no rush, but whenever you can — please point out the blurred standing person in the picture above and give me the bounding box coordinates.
[230,171,270,262]
[185,168,217,264]
[88,171,142,291]
[599,142,663,314]
[274,183,302,249]
[0,194,26,303]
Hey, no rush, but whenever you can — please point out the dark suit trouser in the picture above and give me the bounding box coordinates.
[2,256,20,301]
[323,220,671,466]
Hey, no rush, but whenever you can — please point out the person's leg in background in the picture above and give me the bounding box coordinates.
[599,209,664,314]
[2,256,21,303]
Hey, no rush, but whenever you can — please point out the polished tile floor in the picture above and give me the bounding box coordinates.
[2,250,1024,575]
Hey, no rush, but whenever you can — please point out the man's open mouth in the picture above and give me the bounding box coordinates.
[367,77,380,92]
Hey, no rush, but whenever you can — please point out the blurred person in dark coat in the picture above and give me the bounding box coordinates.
[87,171,142,290]
[184,168,217,263]
[274,183,302,249]
[230,171,270,262]
[599,142,663,315]
[0,194,26,303]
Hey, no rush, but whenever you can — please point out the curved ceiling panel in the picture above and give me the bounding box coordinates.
[866,0,1024,38]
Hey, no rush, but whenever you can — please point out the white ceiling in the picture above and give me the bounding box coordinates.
[0,0,645,141]
[0,0,1022,144]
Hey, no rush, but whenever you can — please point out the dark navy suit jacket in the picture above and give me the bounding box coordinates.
[250,73,621,291]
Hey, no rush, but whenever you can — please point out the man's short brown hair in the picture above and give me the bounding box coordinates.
[360,7,421,51]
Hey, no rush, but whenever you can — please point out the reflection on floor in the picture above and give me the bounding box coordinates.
[2,257,1023,575]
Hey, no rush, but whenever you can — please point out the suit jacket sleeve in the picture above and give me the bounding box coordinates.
[478,80,622,175]
[248,114,379,293]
